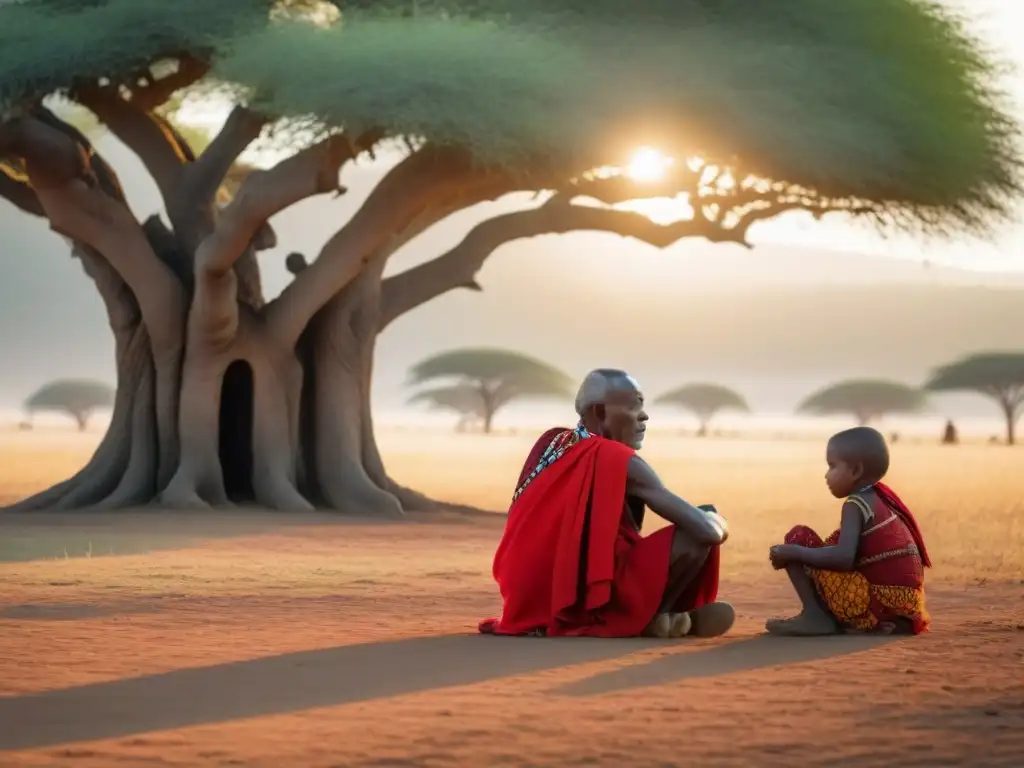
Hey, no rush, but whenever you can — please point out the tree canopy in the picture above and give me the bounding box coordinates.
[797,380,927,425]
[24,378,115,431]
[2,0,1020,234]
[655,382,748,435]
[925,352,1024,445]
[406,348,573,433]
[407,383,489,432]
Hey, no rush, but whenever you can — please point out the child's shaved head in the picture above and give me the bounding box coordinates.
[828,426,890,484]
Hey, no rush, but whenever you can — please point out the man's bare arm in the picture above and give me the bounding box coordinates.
[626,456,727,545]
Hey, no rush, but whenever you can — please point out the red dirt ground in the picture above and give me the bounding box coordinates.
[0,433,1022,766]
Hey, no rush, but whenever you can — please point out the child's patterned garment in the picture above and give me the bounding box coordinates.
[784,483,930,633]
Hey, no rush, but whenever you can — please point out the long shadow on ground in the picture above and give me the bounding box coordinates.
[556,633,898,696]
[0,632,889,751]
[0,634,648,750]
[0,509,497,563]
[0,510,348,563]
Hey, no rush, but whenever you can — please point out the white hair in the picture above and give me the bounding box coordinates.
[574,368,638,416]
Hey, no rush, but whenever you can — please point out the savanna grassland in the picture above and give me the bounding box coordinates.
[0,428,1021,767]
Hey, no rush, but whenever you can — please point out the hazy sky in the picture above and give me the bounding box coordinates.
[2,0,1024,432]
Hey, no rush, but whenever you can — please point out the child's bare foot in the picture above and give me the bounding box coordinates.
[765,611,839,636]
[688,602,736,638]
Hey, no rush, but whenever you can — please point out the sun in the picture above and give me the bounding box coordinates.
[625,147,672,182]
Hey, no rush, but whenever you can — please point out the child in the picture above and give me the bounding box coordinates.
[766,426,931,636]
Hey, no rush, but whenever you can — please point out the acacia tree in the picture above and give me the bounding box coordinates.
[24,379,115,432]
[656,383,748,436]
[0,0,1019,515]
[926,352,1024,445]
[797,380,927,426]
[406,348,573,434]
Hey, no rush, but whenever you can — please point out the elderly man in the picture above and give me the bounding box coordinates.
[479,369,734,639]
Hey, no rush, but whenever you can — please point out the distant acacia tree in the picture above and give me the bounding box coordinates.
[656,383,749,437]
[407,383,485,433]
[926,352,1024,445]
[25,379,114,432]
[797,380,926,426]
[0,0,1019,515]
[406,349,573,434]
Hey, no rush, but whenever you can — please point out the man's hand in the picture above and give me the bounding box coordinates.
[701,507,729,544]
[697,504,729,544]
[769,544,800,570]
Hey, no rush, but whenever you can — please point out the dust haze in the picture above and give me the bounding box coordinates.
[3,135,1022,430]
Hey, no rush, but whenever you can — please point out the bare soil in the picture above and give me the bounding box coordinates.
[1,429,1021,766]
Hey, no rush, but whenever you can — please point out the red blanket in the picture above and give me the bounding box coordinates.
[479,429,717,637]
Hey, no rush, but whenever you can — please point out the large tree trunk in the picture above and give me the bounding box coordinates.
[302,260,403,517]
[11,263,423,515]
[0,123,419,516]
[158,306,311,510]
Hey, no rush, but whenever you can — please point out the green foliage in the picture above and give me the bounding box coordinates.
[656,383,749,420]
[925,352,1024,444]
[288,0,1024,230]
[2,0,1021,233]
[215,18,588,168]
[407,383,484,416]
[407,347,573,393]
[25,378,115,418]
[925,352,1024,393]
[406,348,572,431]
[0,0,268,109]
[798,379,927,421]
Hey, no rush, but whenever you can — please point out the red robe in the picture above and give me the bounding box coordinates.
[479,428,719,637]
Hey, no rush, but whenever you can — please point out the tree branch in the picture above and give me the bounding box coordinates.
[73,84,187,205]
[73,88,265,254]
[0,114,94,190]
[570,166,701,205]
[172,106,267,250]
[187,132,374,340]
[377,202,764,329]
[194,134,355,281]
[1,113,186,349]
[0,162,44,216]
[264,145,488,347]
[187,106,265,199]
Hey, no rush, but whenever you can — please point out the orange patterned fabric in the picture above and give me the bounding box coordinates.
[785,489,930,633]
[801,563,929,632]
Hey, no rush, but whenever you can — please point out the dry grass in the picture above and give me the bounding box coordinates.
[0,428,1022,767]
